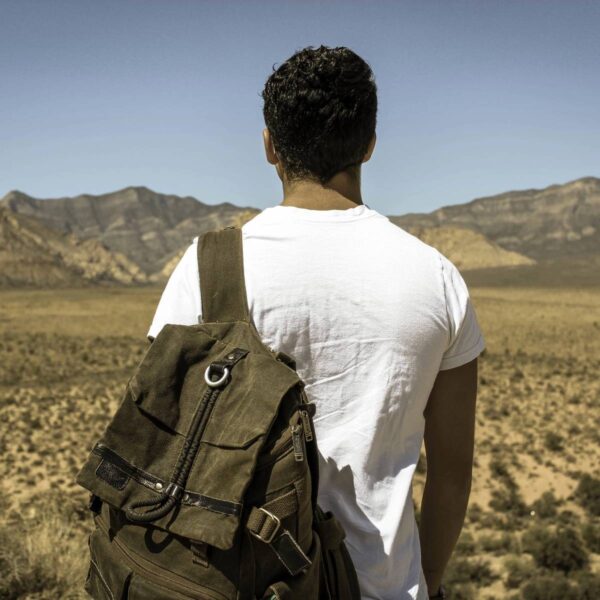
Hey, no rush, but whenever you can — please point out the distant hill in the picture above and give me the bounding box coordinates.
[391,177,600,261]
[404,226,534,270]
[1,176,598,288]
[0,186,259,277]
[0,206,147,287]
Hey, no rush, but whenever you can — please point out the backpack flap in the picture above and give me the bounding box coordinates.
[167,349,302,550]
[75,322,302,552]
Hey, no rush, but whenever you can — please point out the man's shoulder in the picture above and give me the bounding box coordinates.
[372,218,444,266]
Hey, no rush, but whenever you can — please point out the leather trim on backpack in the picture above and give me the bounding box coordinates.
[91,442,242,516]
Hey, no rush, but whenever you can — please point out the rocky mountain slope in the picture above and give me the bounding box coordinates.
[405,226,535,270]
[390,177,600,261]
[0,206,147,287]
[0,186,260,277]
[1,176,597,287]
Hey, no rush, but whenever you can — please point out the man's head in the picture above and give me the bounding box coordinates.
[261,45,377,187]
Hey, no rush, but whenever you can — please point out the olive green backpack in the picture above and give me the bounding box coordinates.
[75,226,361,600]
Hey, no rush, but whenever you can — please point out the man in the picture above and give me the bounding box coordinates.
[147,45,484,600]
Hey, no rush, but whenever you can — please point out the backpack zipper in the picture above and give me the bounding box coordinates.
[299,409,314,442]
[291,422,305,461]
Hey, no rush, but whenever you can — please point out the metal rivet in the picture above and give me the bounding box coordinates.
[155,482,163,490]
[227,353,235,360]
[183,493,190,502]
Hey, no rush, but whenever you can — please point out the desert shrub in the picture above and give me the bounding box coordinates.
[522,524,588,573]
[575,474,600,517]
[521,524,548,553]
[478,531,518,554]
[489,456,511,480]
[502,554,535,589]
[487,457,528,524]
[0,501,89,599]
[581,520,600,553]
[556,509,580,527]
[530,490,559,519]
[466,502,482,524]
[444,583,476,600]
[489,485,529,519]
[573,571,600,599]
[543,431,564,452]
[455,530,476,555]
[520,573,578,600]
[477,511,506,530]
[444,556,497,586]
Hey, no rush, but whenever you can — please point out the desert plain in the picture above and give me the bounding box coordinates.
[0,273,599,599]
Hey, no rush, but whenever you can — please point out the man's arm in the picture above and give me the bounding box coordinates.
[419,357,478,595]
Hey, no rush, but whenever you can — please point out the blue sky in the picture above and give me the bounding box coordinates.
[1,0,599,215]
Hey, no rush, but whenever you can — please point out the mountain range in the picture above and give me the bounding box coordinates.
[390,176,600,261]
[0,176,598,287]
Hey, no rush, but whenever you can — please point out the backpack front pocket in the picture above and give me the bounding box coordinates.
[85,526,133,600]
[76,324,302,552]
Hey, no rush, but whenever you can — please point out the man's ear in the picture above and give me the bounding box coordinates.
[263,128,279,165]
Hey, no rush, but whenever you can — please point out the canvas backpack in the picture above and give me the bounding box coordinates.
[75,225,362,600]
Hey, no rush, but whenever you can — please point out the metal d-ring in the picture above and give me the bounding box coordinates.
[204,364,230,387]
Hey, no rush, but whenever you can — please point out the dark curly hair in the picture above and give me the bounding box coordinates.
[261,45,377,185]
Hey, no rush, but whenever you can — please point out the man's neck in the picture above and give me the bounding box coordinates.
[279,172,364,210]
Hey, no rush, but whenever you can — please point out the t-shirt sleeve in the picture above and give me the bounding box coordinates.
[438,251,486,370]
[146,237,202,342]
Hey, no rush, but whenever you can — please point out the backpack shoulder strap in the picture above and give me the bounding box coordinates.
[197,226,251,323]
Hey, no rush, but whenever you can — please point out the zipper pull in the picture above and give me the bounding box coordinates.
[291,424,305,461]
[299,410,314,442]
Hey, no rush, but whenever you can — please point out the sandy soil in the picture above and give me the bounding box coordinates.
[0,283,598,598]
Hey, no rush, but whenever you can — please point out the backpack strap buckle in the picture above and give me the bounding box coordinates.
[247,505,312,576]
[248,507,281,544]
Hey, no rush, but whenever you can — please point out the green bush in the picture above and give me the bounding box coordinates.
[489,456,511,480]
[575,474,600,517]
[521,524,548,553]
[573,571,600,599]
[520,573,578,600]
[455,530,476,555]
[444,556,497,586]
[581,520,600,553]
[488,485,529,519]
[530,490,559,519]
[556,510,580,526]
[443,583,476,600]
[502,555,535,589]
[466,503,483,524]
[478,531,517,554]
[522,525,589,573]
[477,511,506,530]
[544,431,564,452]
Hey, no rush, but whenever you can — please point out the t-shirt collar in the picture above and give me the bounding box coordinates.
[260,202,378,222]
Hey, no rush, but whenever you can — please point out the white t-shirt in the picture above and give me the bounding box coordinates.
[147,203,485,600]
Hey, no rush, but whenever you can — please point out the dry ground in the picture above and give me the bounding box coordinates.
[0,283,598,599]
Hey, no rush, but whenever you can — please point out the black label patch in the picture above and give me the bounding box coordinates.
[95,459,129,490]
